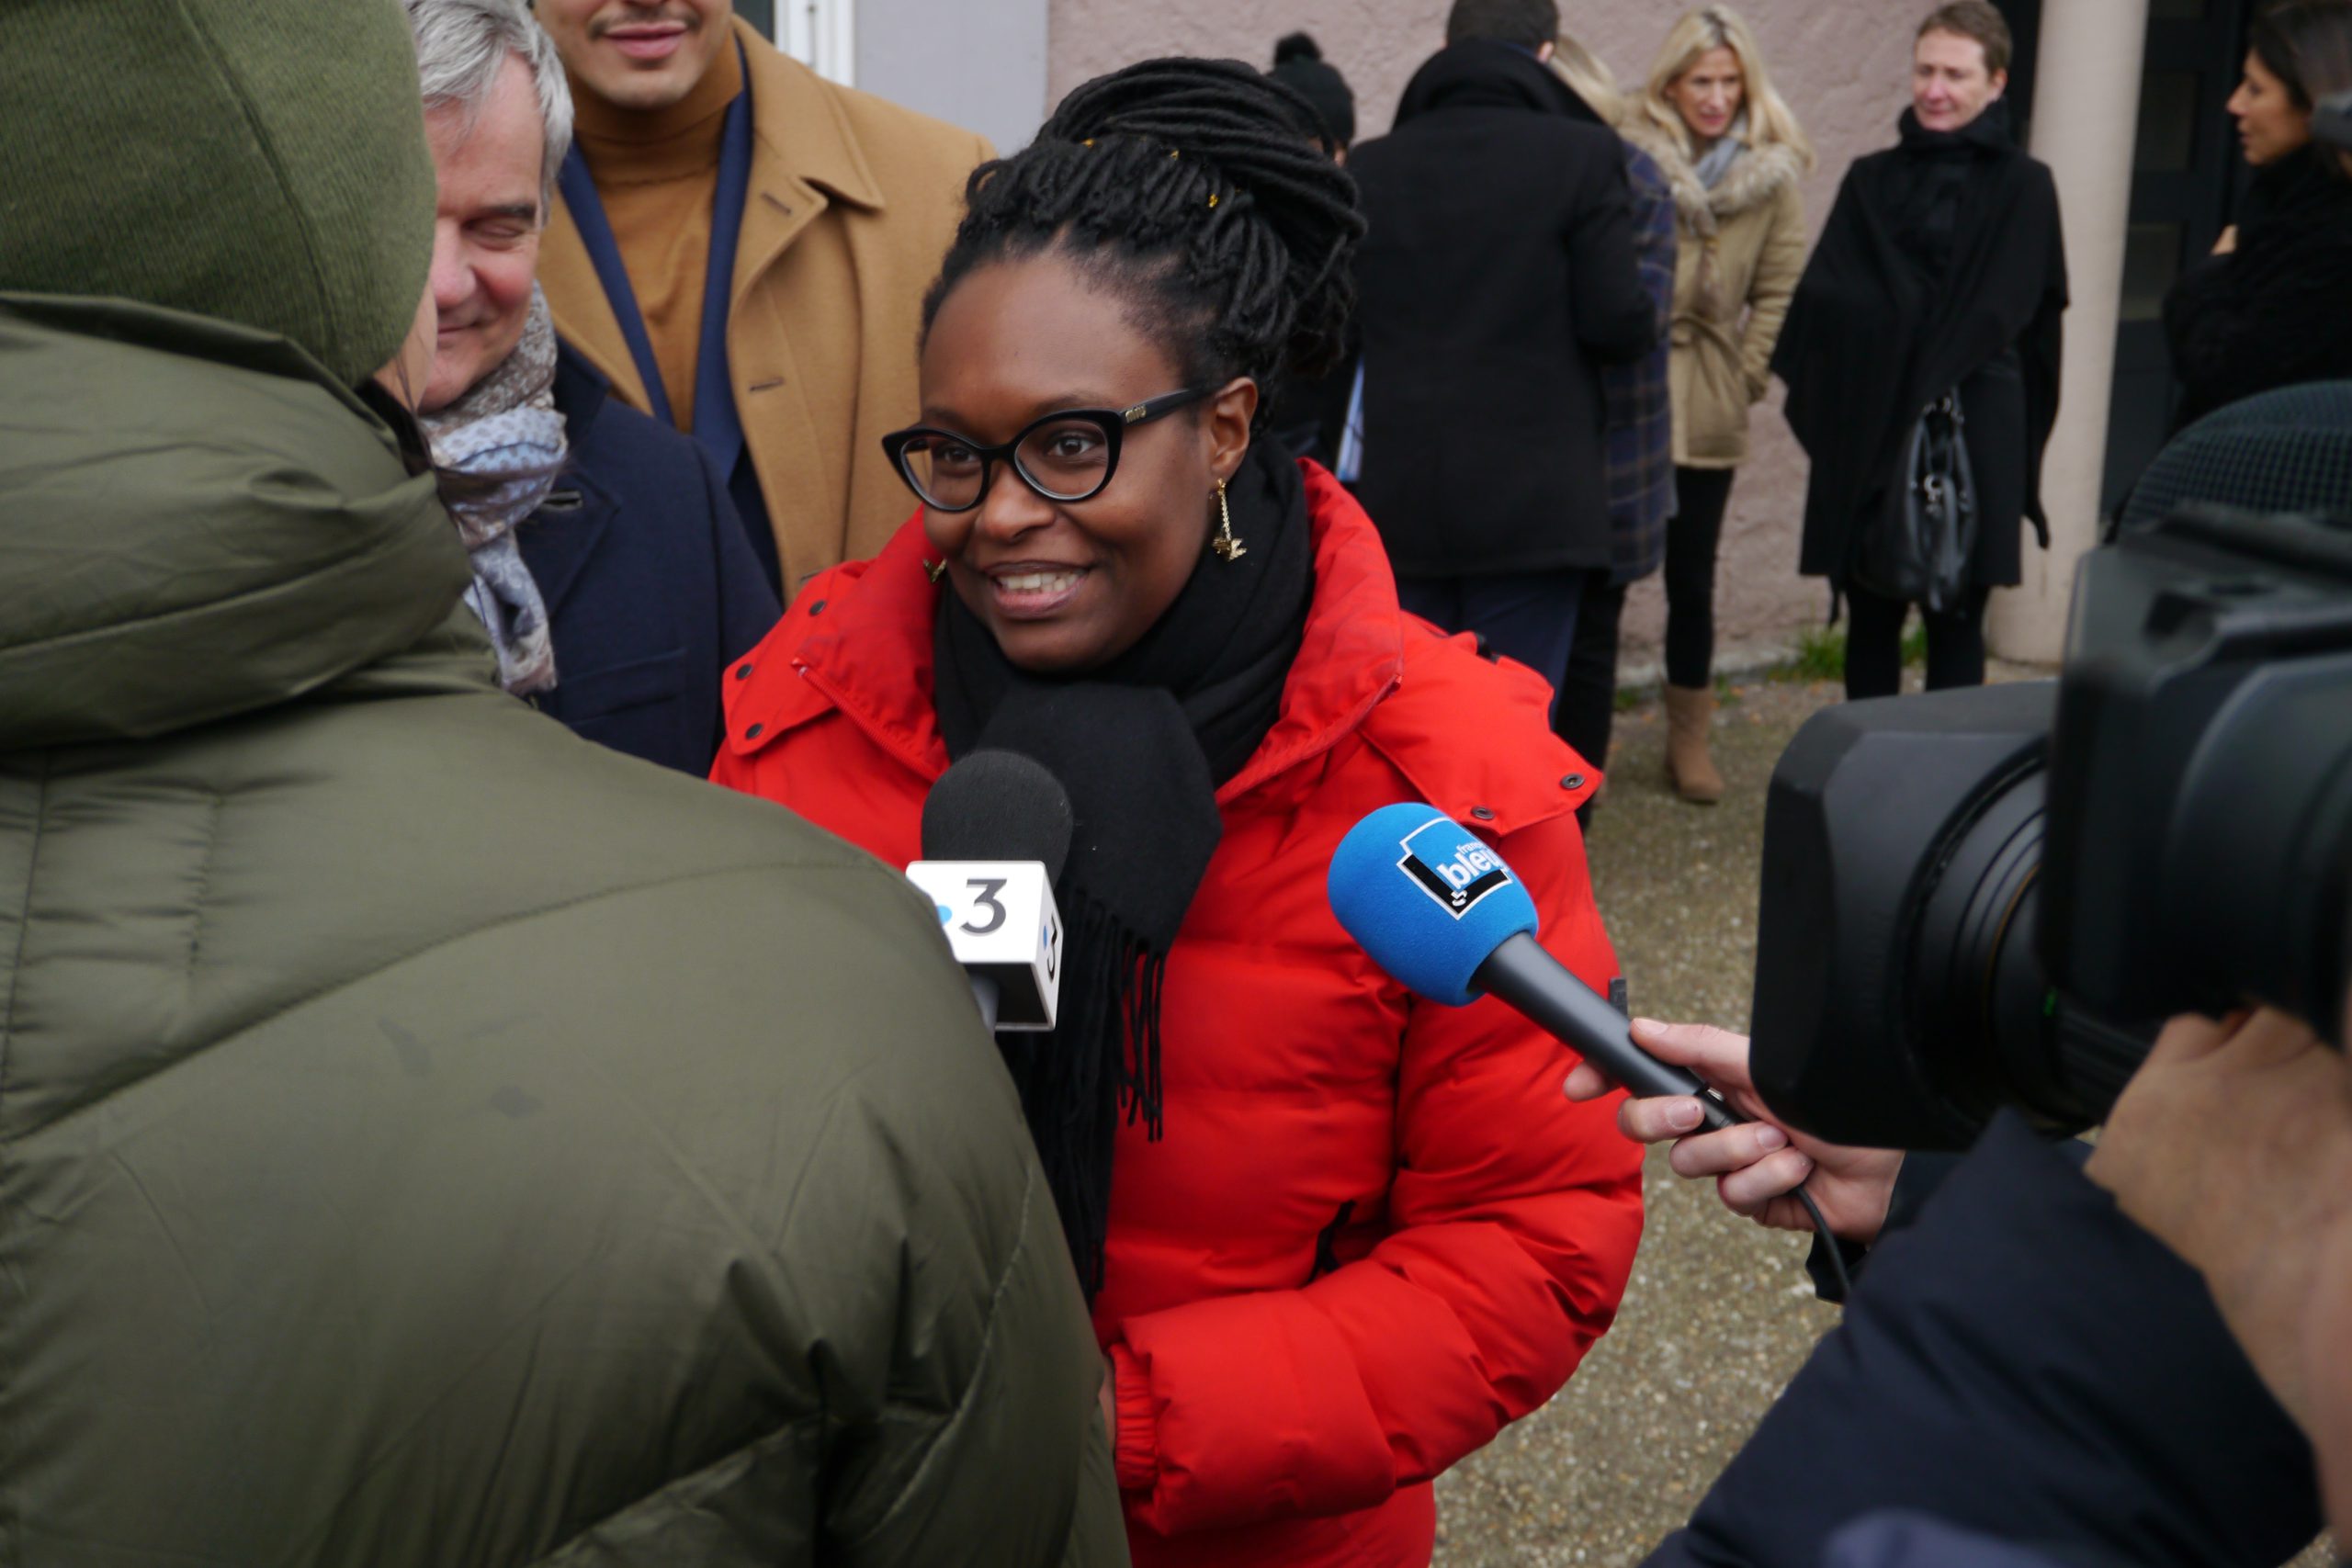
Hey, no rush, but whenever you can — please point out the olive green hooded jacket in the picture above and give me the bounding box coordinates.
[0,294,1125,1568]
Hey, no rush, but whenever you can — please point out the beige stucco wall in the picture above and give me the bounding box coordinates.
[1048,0,1933,673]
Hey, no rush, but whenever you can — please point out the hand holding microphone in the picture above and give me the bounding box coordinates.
[1328,803,1879,1271]
[1567,1021,1903,1247]
[1326,803,1741,1125]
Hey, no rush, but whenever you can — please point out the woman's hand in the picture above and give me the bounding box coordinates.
[2213,224,2241,255]
[1098,1350,1118,1447]
[1566,1020,1905,1245]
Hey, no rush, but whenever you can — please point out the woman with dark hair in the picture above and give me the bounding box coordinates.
[710,56,1644,1568]
[1773,0,2068,702]
[2164,0,2352,430]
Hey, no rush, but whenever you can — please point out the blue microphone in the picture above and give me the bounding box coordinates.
[1329,804,1739,1127]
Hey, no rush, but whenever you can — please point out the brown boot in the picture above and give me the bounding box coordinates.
[1663,684,1724,805]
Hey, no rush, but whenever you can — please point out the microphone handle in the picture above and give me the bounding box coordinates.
[1472,932,1743,1131]
[968,974,1001,1035]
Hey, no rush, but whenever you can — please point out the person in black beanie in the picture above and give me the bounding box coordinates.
[1270,31,1356,156]
[1265,31,1362,466]
[1773,0,2068,704]
[2164,0,2352,432]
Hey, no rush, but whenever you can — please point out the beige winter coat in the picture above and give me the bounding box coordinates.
[1623,124,1807,468]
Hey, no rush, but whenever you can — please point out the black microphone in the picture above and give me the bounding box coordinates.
[1476,934,1741,1129]
[910,751,1074,1033]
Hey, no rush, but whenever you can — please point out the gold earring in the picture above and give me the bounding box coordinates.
[1210,479,1245,562]
[923,558,947,583]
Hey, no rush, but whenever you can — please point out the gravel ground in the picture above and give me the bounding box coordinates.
[1429,672,2332,1567]
[1430,677,1845,1566]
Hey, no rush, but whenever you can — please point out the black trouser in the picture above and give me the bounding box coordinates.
[1396,569,1589,726]
[1843,581,1992,700]
[1665,466,1736,688]
[1554,574,1626,829]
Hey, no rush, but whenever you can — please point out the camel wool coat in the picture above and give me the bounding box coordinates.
[1622,123,1807,469]
[541,18,989,600]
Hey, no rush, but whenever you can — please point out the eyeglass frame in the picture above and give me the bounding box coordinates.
[878,386,1214,513]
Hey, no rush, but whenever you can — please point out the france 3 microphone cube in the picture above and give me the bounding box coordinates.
[904,859,1063,1031]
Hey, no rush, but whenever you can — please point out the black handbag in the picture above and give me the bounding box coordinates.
[1857,389,1977,613]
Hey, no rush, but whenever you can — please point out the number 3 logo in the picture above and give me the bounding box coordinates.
[962,877,1008,935]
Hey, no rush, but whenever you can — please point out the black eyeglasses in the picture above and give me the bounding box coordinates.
[880,387,1211,513]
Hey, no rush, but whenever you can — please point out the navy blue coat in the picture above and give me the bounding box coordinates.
[520,345,780,776]
[1645,1115,2322,1568]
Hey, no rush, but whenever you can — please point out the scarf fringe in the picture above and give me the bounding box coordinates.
[1009,895,1169,1299]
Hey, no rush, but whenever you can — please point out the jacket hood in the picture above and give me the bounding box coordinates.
[1393,40,1604,129]
[1621,121,1806,235]
[0,295,476,750]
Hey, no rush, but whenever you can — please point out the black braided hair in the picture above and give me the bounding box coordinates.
[922,57,1366,423]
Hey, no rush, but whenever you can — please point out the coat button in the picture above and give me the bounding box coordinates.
[745,723,764,740]
[1560,773,1585,790]
[735,662,754,681]
[1470,805,1496,821]
[808,599,827,616]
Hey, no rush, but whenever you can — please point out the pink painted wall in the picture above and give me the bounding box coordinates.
[1048,0,1927,671]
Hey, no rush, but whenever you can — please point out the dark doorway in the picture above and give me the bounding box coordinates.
[2103,0,2256,510]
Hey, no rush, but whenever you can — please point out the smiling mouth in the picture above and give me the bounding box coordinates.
[986,566,1090,618]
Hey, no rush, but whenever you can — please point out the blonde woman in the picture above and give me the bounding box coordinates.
[1623,5,1811,803]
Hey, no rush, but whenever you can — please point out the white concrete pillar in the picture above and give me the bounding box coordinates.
[1990,0,2150,662]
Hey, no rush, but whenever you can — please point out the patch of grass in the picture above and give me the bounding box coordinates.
[1772,614,1931,683]
[1613,684,1647,713]
[1777,624,1847,682]
[1714,673,1744,707]
[1901,619,1929,669]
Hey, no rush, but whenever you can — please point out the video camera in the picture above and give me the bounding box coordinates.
[1749,505,2352,1150]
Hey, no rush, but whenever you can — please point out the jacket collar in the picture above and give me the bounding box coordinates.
[1621,121,1806,235]
[740,462,1408,805]
[0,294,478,749]
[538,17,886,415]
[1393,40,1604,129]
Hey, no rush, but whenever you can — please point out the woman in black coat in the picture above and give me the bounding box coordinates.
[1772,2,2066,702]
[2164,0,2352,433]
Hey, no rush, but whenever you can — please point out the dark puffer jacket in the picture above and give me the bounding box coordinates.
[0,294,1125,1568]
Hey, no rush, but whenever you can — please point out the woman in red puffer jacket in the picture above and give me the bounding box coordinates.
[711,57,1645,1568]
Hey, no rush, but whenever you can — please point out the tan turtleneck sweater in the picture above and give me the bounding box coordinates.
[566,43,745,432]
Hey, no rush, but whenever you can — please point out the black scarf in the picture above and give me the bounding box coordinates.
[1775,103,2066,581]
[2165,149,2352,431]
[1887,103,2014,284]
[932,441,1314,1293]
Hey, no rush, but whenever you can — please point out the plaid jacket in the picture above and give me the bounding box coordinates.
[1602,141,1678,584]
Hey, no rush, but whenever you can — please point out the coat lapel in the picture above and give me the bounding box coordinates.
[539,202,651,415]
[726,17,890,594]
[527,351,620,618]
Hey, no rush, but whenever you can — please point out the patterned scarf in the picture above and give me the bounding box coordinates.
[420,286,567,694]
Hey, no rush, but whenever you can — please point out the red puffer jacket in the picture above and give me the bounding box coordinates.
[711,464,1645,1567]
